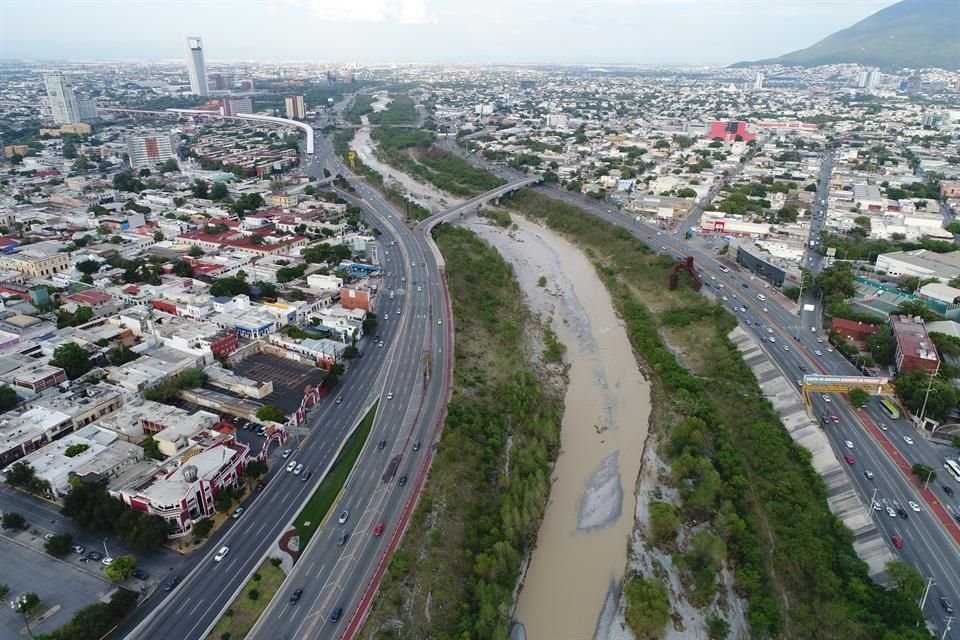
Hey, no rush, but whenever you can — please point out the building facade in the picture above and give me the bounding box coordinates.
[890,314,940,374]
[220,97,253,117]
[185,36,209,97]
[44,72,81,125]
[285,95,306,120]
[126,133,178,170]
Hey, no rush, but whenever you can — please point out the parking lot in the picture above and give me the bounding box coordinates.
[231,352,326,414]
[0,537,117,637]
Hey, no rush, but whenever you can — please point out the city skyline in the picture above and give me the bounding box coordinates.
[1,0,898,66]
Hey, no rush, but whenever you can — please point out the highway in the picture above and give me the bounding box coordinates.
[126,133,453,640]
[244,135,454,640]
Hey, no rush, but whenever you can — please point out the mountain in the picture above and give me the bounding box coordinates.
[732,0,960,70]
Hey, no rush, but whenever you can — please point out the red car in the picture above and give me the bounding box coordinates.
[373,522,385,537]
[843,455,855,465]
[831,415,839,423]
[255,480,267,491]
[891,535,903,549]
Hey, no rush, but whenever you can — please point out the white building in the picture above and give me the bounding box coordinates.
[185,36,209,96]
[126,133,178,170]
[285,95,305,120]
[875,249,960,282]
[44,72,81,125]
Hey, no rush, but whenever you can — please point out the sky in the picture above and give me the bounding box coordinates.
[0,0,899,66]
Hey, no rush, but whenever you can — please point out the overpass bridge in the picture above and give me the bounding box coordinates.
[97,107,315,155]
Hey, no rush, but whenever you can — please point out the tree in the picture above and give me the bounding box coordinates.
[63,141,78,159]
[12,592,39,615]
[895,371,958,422]
[648,501,680,548]
[75,259,102,275]
[45,532,73,557]
[256,405,285,423]
[160,158,179,174]
[192,179,209,199]
[0,384,18,410]
[141,437,165,461]
[243,460,268,480]
[210,182,230,201]
[783,286,801,301]
[623,575,670,638]
[815,263,856,305]
[254,281,277,299]
[867,325,894,365]
[706,614,731,640]
[112,171,144,193]
[105,555,136,582]
[172,260,193,277]
[209,276,251,298]
[193,518,213,539]
[10,153,24,165]
[188,245,205,257]
[215,488,234,513]
[2,512,25,529]
[911,463,936,484]
[50,342,93,379]
[848,387,869,408]
[249,233,265,245]
[886,560,925,602]
[72,154,92,171]
[0,584,8,600]
[677,187,697,198]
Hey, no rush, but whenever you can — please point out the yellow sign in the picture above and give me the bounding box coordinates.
[347,150,356,170]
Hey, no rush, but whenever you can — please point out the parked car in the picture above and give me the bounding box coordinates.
[232,507,244,519]
[72,544,85,554]
[941,597,955,614]
[133,569,149,580]
[163,576,182,592]
[86,550,103,561]
[282,449,292,459]
[102,557,114,566]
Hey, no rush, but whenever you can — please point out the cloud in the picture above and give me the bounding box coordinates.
[295,0,436,24]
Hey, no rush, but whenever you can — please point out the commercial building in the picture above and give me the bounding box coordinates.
[875,250,960,283]
[285,95,306,120]
[0,247,70,278]
[4,144,28,157]
[890,314,940,374]
[185,36,209,96]
[126,133,178,170]
[112,430,250,538]
[706,120,755,143]
[44,72,82,125]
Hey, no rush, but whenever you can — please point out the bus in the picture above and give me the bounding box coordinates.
[945,459,960,484]
[879,398,900,420]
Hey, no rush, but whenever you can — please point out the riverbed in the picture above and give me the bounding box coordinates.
[464,214,651,640]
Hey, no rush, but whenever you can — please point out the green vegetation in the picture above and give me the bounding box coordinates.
[896,370,958,422]
[64,443,90,457]
[848,387,870,408]
[500,188,928,639]
[820,230,954,262]
[255,405,285,423]
[542,325,565,363]
[32,589,139,640]
[0,384,18,410]
[61,480,169,550]
[346,94,375,124]
[368,94,417,125]
[4,461,51,497]
[44,532,73,557]
[911,463,936,484]
[370,126,435,151]
[624,575,671,638]
[141,436,164,461]
[50,342,93,380]
[2,512,25,529]
[479,207,512,228]
[295,402,377,548]
[361,226,561,640]
[105,555,137,582]
[209,560,286,640]
[142,367,207,404]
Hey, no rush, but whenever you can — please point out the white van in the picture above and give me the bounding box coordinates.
[757,294,766,302]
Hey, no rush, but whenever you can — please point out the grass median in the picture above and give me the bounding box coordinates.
[209,559,286,640]
[295,401,378,549]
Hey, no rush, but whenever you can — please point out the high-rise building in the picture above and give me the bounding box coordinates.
[856,70,869,88]
[866,69,882,90]
[220,97,253,117]
[285,95,306,120]
[752,72,764,90]
[127,133,177,169]
[209,73,232,91]
[185,36,209,96]
[44,72,82,124]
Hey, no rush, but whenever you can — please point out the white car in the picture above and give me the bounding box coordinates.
[721,296,728,301]
[102,557,114,566]
[782,345,790,352]
[844,440,853,449]
[822,395,831,403]
[879,423,888,431]
[282,449,292,459]
[214,546,230,562]
[232,507,244,519]
[908,501,921,512]
[814,350,823,356]
[816,338,824,344]
[826,347,833,352]
[383,314,388,320]
[417,286,422,292]
[903,435,914,445]
[338,510,349,524]
[766,328,774,334]
[293,464,303,475]
[886,506,897,518]
[286,460,297,472]
[769,336,776,343]
[387,392,393,400]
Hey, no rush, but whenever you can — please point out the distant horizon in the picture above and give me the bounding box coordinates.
[0,0,897,67]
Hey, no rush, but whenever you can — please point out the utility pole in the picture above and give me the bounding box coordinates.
[918,364,940,428]
[102,537,110,559]
[919,576,935,613]
[942,616,953,640]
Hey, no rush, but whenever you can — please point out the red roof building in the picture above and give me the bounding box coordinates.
[707,121,755,143]
[66,290,113,308]
[890,315,940,374]
[830,318,881,342]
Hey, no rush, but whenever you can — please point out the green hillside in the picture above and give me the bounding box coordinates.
[733,0,960,70]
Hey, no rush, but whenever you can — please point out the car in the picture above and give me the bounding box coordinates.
[872,500,882,511]
[329,607,343,623]
[941,597,955,614]
[944,485,955,497]
[438,319,442,325]
[72,544,85,554]
[903,436,914,445]
[799,365,807,372]
[378,341,384,347]
[822,394,831,403]
[232,507,244,519]
[163,576,181,592]
[338,510,349,524]
[782,345,790,352]
[387,392,393,400]
[398,475,408,487]
[290,588,303,604]
[294,464,304,475]
[769,337,776,343]
[411,261,416,267]
[133,569,149,580]
[384,314,389,320]
[44,532,56,541]
[378,440,387,450]
[897,507,908,519]
[373,522,385,537]
[214,546,230,562]
[879,423,888,431]
[256,480,267,491]
[417,286,422,292]
[890,534,903,549]
[908,501,921,512]
[826,347,833,352]
[844,440,854,449]
[843,455,855,465]
[336,396,343,404]
[814,350,823,356]
[301,471,312,482]
[86,550,103,561]
[886,506,897,518]
[102,557,114,566]
[412,441,421,452]
[766,327,774,334]
[286,460,297,472]
[721,296,728,301]
[795,379,803,386]
[255,426,266,436]
[864,470,874,480]
[282,449,292,459]
[336,532,349,546]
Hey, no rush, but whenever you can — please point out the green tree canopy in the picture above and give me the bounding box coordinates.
[45,532,74,557]
[256,405,285,423]
[105,555,136,582]
[50,342,93,379]
[895,371,958,422]
[0,384,18,410]
[848,387,870,408]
